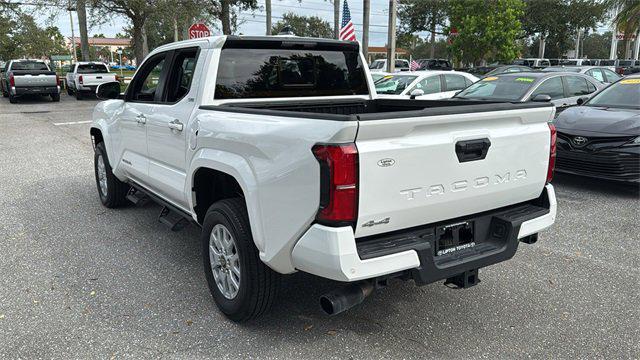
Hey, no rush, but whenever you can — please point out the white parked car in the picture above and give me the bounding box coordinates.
[66,62,117,100]
[374,71,479,99]
[90,36,557,321]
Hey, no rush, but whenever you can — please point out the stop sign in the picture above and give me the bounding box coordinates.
[188,23,211,39]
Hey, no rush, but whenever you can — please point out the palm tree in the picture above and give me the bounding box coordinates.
[605,0,640,35]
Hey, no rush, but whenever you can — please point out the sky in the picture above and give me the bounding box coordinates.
[35,0,421,46]
[36,0,612,46]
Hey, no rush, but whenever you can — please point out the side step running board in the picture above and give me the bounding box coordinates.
[127,182,196,232]
[158,206,190,231]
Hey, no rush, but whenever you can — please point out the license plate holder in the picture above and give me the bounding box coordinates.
[435,221,475,256]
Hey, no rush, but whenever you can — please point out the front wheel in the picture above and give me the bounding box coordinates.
[94,142,129,208]
[202,198,280,322]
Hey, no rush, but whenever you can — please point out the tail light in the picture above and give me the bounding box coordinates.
[547,123,557,183]
[9,74,14,87]
[79,75,83,84]
[312,143,358,225]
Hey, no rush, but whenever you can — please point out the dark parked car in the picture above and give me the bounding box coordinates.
[415,58,452,70]
[454,72,605,114]
[616,60,639,75]
[553,75,640,183]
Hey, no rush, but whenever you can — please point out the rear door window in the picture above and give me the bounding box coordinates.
[531,77,564,99]
[444,74,468,91]
[586,69,604,82]
[411,75,441,94]
[215,44,368,99]
[565,76,593,96]
[602,69,621,83]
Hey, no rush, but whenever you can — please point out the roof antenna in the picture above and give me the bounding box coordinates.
[278,26,296,36]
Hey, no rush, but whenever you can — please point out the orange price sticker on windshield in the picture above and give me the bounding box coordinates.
[483,76,498,81]
[619,79,640,84]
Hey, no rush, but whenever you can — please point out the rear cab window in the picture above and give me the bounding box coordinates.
[215,40,368,99]
[11,61,49,71]
[77,64,109,74]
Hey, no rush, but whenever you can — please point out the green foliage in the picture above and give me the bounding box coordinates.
[522,0,607,57]
[398,0,448,35]
[581,31,614,59]
[271,12,333,38]
[448,0,525,65]
[0,12,67,60]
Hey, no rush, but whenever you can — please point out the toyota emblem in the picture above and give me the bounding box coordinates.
[572,136,588,147]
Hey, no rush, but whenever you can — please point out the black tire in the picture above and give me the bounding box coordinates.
[9,94,17,104]
[202,198,280,322]
[94,142,129,208]
[76,91,83,100]
[51,93,60,102]
[66,86,73,96]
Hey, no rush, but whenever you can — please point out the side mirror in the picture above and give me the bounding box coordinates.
[531,94,552,102]
[96,81,122,100]
[409,89,424,99]
[576,96,588,105]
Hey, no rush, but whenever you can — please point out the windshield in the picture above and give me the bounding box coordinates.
[513,59,534,67]
[374,75,418,95]
[455,76,536,101]
[11,61,49,71]
[618,60,634,66]
[77,64,109,74]
[587,78,640,109]
[559,60,578,65]
[369,60,385,69]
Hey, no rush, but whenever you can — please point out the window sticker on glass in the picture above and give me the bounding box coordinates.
[620,79,640,85]
[483,76,498,81]
[515,77,534,82]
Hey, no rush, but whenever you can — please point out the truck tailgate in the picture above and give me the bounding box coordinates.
[14,73,57,87]
[81,74,116,86]
[355,106,554,238]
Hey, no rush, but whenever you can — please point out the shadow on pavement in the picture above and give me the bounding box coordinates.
[553,173,639,199]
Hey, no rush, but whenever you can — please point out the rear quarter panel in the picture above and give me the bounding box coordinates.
[188,109,358,273]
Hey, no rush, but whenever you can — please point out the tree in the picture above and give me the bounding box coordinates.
[582,31,614,59]
[271,13,333,38]
[604,0,640,37]
[0,12,67,60]
[203,0,258,35]
[448,0,525,65]
[77,0,90,61]
[398,0,448,58]
[90,0,157,64]
[521,0,607,58]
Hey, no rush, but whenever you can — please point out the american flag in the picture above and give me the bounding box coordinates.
[410,60,421,71]
[339,0,357,41]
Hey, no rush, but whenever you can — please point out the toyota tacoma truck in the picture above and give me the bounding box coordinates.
[90,36,558,322]
[1,59,60,103]
[66,62,117,100]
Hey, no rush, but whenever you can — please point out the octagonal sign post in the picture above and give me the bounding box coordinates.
[188,23,211,39]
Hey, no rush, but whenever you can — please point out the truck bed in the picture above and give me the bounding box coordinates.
[203,98,553,121]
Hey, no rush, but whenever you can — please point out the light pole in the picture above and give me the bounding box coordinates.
[386,0,397,73]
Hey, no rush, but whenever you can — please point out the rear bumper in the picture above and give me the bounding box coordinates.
[12,86,60,95]
[292,184,556,282]
[77,85,98,92]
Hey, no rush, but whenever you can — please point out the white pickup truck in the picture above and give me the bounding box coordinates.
[1,59,60,103]
[90,36,557,322]
[66,62,117,100]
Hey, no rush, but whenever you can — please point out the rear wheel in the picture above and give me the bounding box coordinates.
[51,93,60,102]
[202,198,280,322]
[76,91,83,100]
[9,94,17,104]
[94,142,129,208]
[66,86,73,95]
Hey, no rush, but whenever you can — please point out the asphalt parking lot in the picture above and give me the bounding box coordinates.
[0,94,638,359]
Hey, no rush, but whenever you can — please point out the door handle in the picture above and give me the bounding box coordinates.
[136,114,146,124]
[168,119,184,131]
